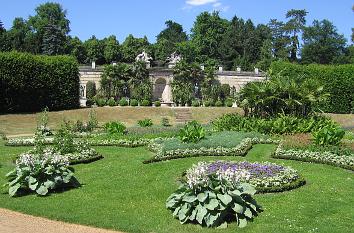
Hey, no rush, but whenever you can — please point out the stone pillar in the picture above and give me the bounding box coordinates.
[91,61,96,69]
[254,68,259,74]
[236,67,241,73]
[218,65,223,72]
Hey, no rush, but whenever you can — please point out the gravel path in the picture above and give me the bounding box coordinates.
[0,208,124,233]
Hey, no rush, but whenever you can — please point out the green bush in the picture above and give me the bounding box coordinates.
[225,98,234,107]
[130,99,138,106]
[53,124,76,154]
[215,100,223,107]
[154,101,161,107]
[104,121,127,135]
[0,52,80,113]
[118,98,128,106]
[141,99,151,106]
[107,97,116,106]
[179,121,205,143]
[204,100,211,107]
[192,100,200,107]
[86,99,94,107]
[86,81,96,99]
[161,117,171,127]
[270,61,354,113]
[95,98,107,107]
[138,118,153,127]
[212,113,337,135]
[313,125,345,146]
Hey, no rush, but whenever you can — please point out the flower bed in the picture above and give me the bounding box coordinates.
[6,137,54,146]
[183,161,305,193]
[273,144,354,171]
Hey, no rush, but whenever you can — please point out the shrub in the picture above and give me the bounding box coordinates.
[141,99,151,106]
[225,98,234,107]
[270,61,354,114]
[166,162,262,228]
[130,99,138,106]
[138,118,153,127]
[154,101,161,107]
[313,125,345,146]
[161,117,171,127]
[5,150,80,196]
[0,52,80,113]
[86,98,94,107]
[107,97,116,106]
[204,100,211,107]
[192,100,200,107]
[215,100,223,107]
[119,98,128,106]
[36,108,52,136]
[87,109,98,130]
[95,98,107,107]
[86,81,96,99]
[179,121,205,143]
[53,124,76,154]
[104,121,127,135]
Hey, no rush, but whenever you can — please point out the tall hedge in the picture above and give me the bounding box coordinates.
[270,61,354,114]
[0,52,80,113]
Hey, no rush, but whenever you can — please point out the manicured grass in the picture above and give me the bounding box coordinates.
[0,141,353,233]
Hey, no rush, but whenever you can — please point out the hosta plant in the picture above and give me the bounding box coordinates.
[138,118,153,127]
[5,149,80,197]
[166,162,263,229]
[312,125,345,146]
[179,121,205,143]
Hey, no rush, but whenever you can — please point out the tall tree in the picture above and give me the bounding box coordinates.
[285,9,308,61]
[301,20,347,64]
[0,20,4,33]
[28,2,70,54]
[67,36,87,64]
[256,39,274,71]
[268,19,289,59]
[84,35,104,64]
[103,35,121,63]
[155,20,187,61]
[191,11,228,62]
[121,34,151,63]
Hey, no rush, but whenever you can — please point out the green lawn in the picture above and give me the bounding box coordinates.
[0,141,353,233]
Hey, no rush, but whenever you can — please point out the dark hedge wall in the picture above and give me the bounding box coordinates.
[270,61,354,114]
[0,52,80,113]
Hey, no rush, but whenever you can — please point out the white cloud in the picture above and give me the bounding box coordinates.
[186,0,218,6]
[212,2,221,7]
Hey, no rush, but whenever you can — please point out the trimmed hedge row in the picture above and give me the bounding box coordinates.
[0,52,80,113]
[270,61,354,114]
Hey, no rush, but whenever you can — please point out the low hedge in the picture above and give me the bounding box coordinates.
[0,51,80,113]
[270,61,354,114]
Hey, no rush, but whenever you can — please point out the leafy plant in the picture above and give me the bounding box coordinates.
[161,117,171,127]
[53,123,76,154]
[95,98,107,107]
[107,97,116,106]
[130,99,138,106]
[36,107,52,136]
[154,101,161,107]
[104,121,127,135]
[166,167,262,229]
[119,98,128,106]
[192,100,200,107]
[5,150,80,196]
[215,100,223,107]
[87,109,98,130]
[179,121,205,143]
[138,118,153,127]
[141,99,151,106]
[312,125,345,146]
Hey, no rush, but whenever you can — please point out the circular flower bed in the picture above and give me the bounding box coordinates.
[184,160,305,193]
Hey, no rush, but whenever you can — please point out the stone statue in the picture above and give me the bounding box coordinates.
[135,50,152,63]
[167,52,182,68]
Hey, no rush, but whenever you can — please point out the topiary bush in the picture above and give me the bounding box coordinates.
[130,99,138,106]
[119,98,128,106]
[215,100,223,107]
[95,98,107,107]
[179,121,205,143]
[141,99,151,106]
[154,101,161,107]
[107,97,116,106]
[0,51,80,113]
[192,100,200,107]
[225,98,234,107]
[161,117,171,127]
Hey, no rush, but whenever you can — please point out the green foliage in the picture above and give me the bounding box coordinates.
[87,109,98,130]
[312,125,345,146]
[138,118,153,127]
[107,97,116,106]
[215,100,223,107]
[154,101,161,107]
[119,98,128,106]
[121,34,151,63]
[166,180,262,228]
[5,150,79,197]
[192,100,200,107]
[270,61,354,113]
[104,121,127,135]
[225,98,234,107]
[103,35,121,63]
[84,35,104,63]
[161,118,171,127]
[179,121,205,143]
[130,99,138,106]
[36,107,52,136]
[100,63,130,98]
[86,81,96,99]
[140,99,151,106]
[53,123,75,154]
[212,113,337,135]
[0,52,80,113]
[95,98,107,107]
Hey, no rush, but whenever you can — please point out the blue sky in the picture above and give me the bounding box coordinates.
[1,0,353,43]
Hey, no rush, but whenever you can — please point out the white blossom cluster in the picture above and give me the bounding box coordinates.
[16,149,69,169]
